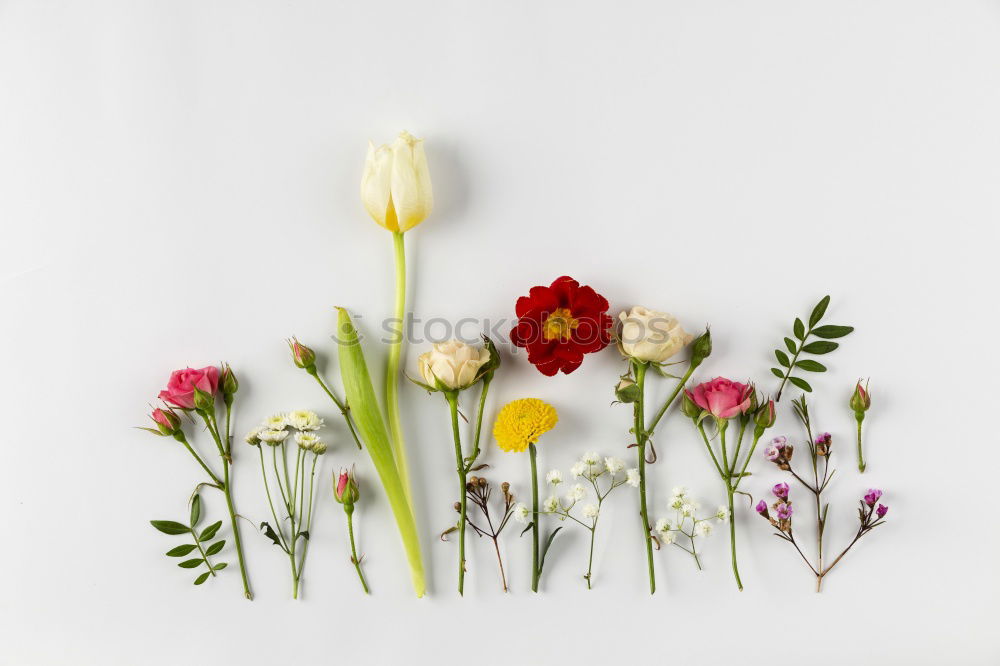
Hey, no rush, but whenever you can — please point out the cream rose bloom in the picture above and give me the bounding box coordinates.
[360,131,433,232]
[618,306,693,363]
[417,340,491,391]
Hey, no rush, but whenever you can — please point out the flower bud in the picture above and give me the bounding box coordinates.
[689,328,712,369]
[755,499,769,517]
[361,131,433,233]
[814,432,832,456]
[754,399,777,430]
[288,338,317,371]
[615,376,641,403]
[193,386,215,413]
[850,380,871,418]
[680,391,703,420]
[334,467,360,505]
[875,504,888,519]
[221,363,238,405]
[863,488,882,507]
[417,340,491,391]
[150,408,181,436]
[312,441,327,455]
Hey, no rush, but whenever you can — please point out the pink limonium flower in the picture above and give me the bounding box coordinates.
[864,488,883,507]
[772,482,790,500]
[876,504,889,518]
[685,377,754,420]
[158,366,220,409]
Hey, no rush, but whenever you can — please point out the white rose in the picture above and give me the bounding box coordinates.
[417,340,491,390]
[618,306,693,363]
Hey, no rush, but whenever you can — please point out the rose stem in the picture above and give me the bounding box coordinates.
[446,391,467,595]
[632,361,655,594]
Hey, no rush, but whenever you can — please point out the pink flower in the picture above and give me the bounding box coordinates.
[685,377,753,420]
[333,466,360,505]
[150,407,181,435]
[755,499,769,516]
[863,488,883,507]
[764,444,781,461]
[775,502,793,521]
[876,504,888,518]
[158,366,220,409]
[772,482,790,500]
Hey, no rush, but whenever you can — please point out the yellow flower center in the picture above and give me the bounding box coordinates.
[542,308,579,342]
[493,398,559,453]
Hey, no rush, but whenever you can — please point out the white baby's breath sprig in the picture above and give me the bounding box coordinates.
[654,487,724,571]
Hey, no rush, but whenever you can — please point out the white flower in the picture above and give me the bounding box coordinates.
[581,451,601,466]
[681,503,694,517]
[361,130,433,232]
[659,526,677,544]
[512,503,530,524]
[581,504,599,518]
[570,461,588,478]
[262,413,288,430]
[716,506,729,522]
[257,429,289,444]
[604,457,626,474]
[671,486,689,498]
[244,427,263,445]
[417,340,491,391]
[287,409,324,431]
[669,495,684,509]
[543,495,560,513]
[566,483,587,502]
[695,521,714,537]
[626,468,641,488]
[294,432,321,450]
[545,469,563,486]
[618,306,694,363]
[654,518,671,534]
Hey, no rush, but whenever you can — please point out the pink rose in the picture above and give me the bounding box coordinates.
[158,366,220,408]
[150,407,181,434]
[686,377,753,420]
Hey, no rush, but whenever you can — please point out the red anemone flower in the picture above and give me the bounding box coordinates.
[510,276,613,376]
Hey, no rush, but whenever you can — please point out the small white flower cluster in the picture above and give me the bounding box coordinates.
[539,452,634,525]
[245,410,328,454]
[655,486,726,546]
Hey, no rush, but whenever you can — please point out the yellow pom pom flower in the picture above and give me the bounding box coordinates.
[493,398,558,453]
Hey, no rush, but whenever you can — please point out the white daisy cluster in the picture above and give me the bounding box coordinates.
[654,486,727,569]
[245,410,328,454]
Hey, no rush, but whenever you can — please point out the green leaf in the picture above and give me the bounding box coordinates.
[789,376,812,392]
[809,295,831,328]
[194,572,211,585]
[199,521,222,542]
[259,522,284,549]
[783,337,796,353]
[178,558,204,569]
[189,494,201,528]
[811,325,854,339]
[770,367,785,378]
[337,307,425,597]
[538,527,564,574]
[151,520,190,536]
[213,562,228,571]
[801,341,839,355]
[795,360,827,372]
[205,540,226,556]
[519,522,534,537]
[297,531,309,541]
[774,350,790,367]
[793,318,806,340]
[165,544,198,557]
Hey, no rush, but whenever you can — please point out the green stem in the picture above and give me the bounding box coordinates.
[585,523,597,590]
[646,363,696,435]
[175,433,223,487]
[385,230,412,499]
[633,362,655,594]
[191,527,217,577]
[726,484,742,590]
[689,534,702,570]
[295,454,318,592]
[734,432,763,490]
[258,447,289,551]
[446,392,468,595]
[308,368,363,450]
[529,443,540,593]
[856,415,866,473]
[466,377,491,473]
[346,506,370,594]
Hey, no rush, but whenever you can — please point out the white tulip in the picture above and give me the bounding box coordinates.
[618,306,693,363]
[361,131,433,232]
[417,340,491,391]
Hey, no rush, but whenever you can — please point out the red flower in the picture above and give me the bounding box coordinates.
[510,276,612,376]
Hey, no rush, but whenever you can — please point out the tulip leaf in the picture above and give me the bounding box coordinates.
[774,350,790,368]
[795,360,827,372]
[811,325,854,339]
[151,520,190,536]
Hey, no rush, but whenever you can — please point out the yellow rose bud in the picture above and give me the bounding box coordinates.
[360,131,433,232]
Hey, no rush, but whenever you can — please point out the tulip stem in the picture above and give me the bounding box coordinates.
[631,362,656,594]
[385,231,412,500]
[529,443,540,592]
[446,392,468,595]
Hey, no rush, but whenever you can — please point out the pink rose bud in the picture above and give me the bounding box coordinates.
[221,363,238,397]
[158,366,220,409]
[685,377,754,420]
[754,399,777,430]
[150,408,181,436]
[850,380,871,417]
[333,467,360,506]
[288,338,317,371]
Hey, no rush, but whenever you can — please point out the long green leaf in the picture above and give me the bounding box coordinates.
[151,520,189,536]
[336,307,426,597]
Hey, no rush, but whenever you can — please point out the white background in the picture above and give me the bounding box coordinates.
[2,1,998,664]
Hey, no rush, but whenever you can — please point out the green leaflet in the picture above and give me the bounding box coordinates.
[336,307,426,597]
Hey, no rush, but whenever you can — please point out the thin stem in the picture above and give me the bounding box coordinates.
[295,454,319,590]
[385,230,412,499]
[633,362,655,594]
[446,392,468,595]
[726,484,742,590]
[258,447,289,551]
[734,432,763,490]
[492,536,508,592]
[308,369,363,450]
[645,363,696,435]
[529,443,540,593]
[696,422,727,479]
[191,528,217,577]
[346,507,370,594]
[466,377,491,473]
[272,445,291,515]
[856,416,866,473]
[176,434,223,487]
